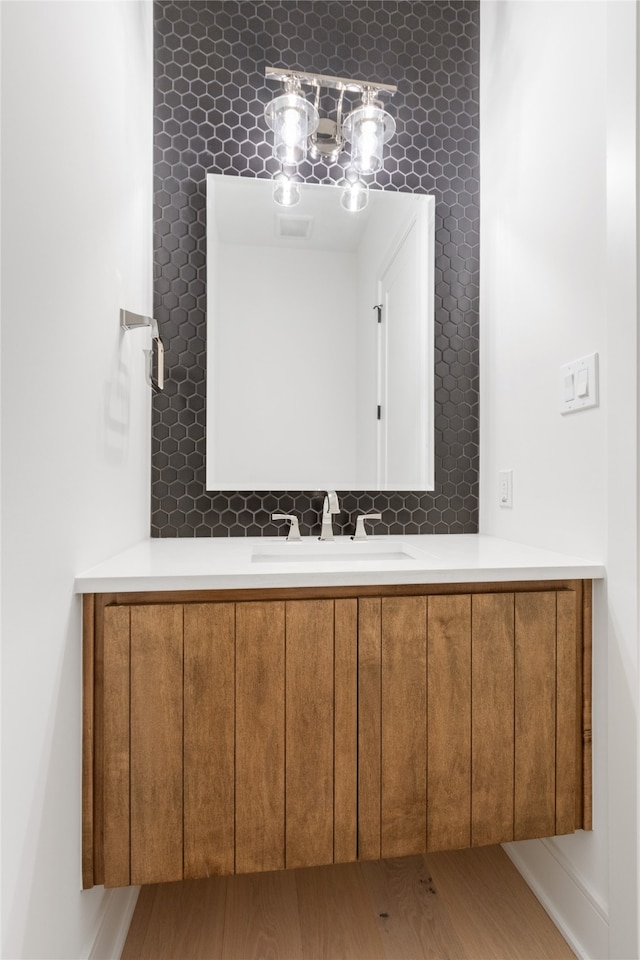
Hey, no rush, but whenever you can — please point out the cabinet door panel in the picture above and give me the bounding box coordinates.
[130,604,184,885]
[514,592,556,840]
[358,598,382,861]
[285,600,335,868]
[381,596,427,858]
[427,594,471,852]
[556,590,578,835]
[184,603,235,878]
[103,606,131,887]
[471,593,514,846]
[334,599,358,864]
[235,601,285,873]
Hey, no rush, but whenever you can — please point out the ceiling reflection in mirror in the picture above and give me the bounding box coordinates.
[206,174,434,491]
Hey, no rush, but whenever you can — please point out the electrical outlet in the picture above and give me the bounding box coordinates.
[499,470,513,508]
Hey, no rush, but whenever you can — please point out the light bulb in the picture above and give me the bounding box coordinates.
[356,118,382,173]
[282,107,302,138]
[280,107,303,163]
[340,176,369,212]
[273,172,301,207]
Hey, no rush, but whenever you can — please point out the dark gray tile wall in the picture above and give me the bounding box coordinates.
[153,0,479,537]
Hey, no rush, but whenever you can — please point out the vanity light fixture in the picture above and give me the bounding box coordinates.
[264,67,397,211]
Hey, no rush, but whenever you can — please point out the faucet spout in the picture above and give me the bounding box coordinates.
[319,490,340,541]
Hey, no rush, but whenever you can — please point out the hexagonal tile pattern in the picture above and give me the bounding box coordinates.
[152,0,479,537]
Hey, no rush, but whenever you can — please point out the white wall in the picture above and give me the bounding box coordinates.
[480,2,638,958]
[1,2,153,957]
[211,243,357,489]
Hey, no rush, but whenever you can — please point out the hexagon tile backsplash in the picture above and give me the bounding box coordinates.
[152,0,479,538]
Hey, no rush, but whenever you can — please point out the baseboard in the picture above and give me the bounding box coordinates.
[88,886,140,960]
[503,839,609,960]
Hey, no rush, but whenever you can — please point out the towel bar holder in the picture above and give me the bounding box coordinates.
[120,308,164,393]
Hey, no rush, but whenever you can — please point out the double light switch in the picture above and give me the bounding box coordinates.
[560,353,599,414]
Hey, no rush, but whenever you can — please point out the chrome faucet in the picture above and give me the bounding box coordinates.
[319,490,340,541]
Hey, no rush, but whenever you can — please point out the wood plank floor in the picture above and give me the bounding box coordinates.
[121,845,575,960]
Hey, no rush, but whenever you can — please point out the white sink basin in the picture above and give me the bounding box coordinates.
[251,539,433,564]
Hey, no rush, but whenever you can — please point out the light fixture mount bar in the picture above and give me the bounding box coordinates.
[265,66,396,97]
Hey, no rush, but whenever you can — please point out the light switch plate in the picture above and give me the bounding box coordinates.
[560,353,599,414]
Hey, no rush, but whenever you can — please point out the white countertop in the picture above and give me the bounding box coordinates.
[74,535,605,593]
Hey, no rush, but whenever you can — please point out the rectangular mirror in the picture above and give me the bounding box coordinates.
[206,174,435,491]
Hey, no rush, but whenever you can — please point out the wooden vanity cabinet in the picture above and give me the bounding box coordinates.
[82,580,591,890]
[84,597,357,888]
[358,588,590,861]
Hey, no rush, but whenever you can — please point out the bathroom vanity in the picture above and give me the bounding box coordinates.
[77,535,602,890]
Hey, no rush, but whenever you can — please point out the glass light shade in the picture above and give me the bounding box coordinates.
[340,176,369,212]
[272,172,301,207]
[264,92,319,166]
[342,102,396,175]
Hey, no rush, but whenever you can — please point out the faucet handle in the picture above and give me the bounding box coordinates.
[352,513,382,541]
[272,513,302,542]
[323,490,340,514]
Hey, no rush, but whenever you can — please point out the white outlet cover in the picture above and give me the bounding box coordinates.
[499,469,513,508]
[560,352,599,414]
